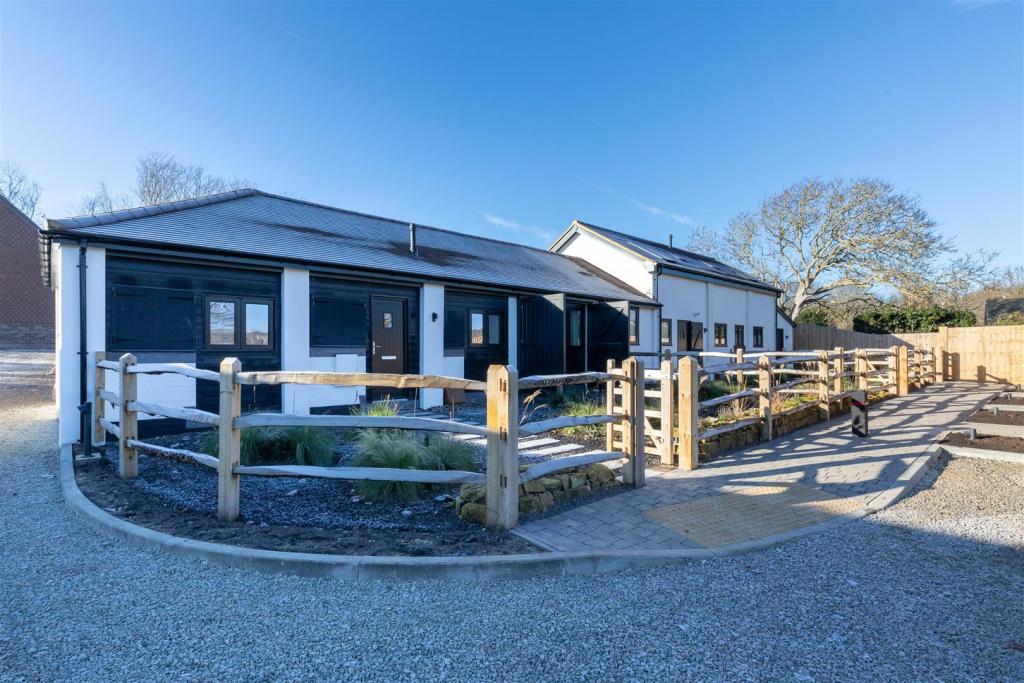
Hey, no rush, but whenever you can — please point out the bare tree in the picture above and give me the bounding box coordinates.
[689,178,996,319]
[0,160,42,220]
[77,152,249,215]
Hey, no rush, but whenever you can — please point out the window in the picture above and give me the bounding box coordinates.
[753,326,764,348]
[470,312,486,345]
[311,297,366,347]
[734,324,745,350]
[628,307,639,345]
[207,296,273,349]
[487,313,501,345]
[660,318,672,346]
[569,309,582,347]
[245,303,270,346]
[714,323,727,347]
[208,300,236,346]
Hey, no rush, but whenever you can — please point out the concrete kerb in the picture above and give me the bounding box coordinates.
[60,426,945,581]
[940,443,1024,465]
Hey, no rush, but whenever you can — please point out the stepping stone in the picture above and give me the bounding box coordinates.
[521,443,584,457]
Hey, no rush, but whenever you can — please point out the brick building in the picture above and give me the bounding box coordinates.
[0,195,53,349]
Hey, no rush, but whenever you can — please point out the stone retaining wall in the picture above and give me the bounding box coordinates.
[456,463,619,524]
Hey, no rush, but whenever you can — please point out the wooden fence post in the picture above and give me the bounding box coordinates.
[605,358,615,452]
[855,349,868,393]
[118,353,138,478]
[659,358,674,466]
[897,346,909,397]
[914,347,924,389]
[677,356,698,471]
[758,355,773,441]
[621,358,645,488]
[832,347,844,395]
[93,351,106,447]
[888,346,899,395]
[816,350,830,420]
[486,364,519,529]
[735,347,745,389]
[217,357,242,522]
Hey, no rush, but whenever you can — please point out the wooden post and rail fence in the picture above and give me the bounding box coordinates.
[90,340,944,530]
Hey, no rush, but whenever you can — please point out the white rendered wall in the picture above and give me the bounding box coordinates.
[279,267,364,413]
[558,230,654,296]
[747,290,778,351]
[629,306,659,357]
[55,243,79,445]
[419,283,445,408]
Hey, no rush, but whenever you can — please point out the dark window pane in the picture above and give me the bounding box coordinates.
[444,307,465,348]
[753,326,764,347]
[628,307,639,345]
[311,297,366,347]
[470,312,485,345]
[734,325,745,349]
[569,310,582,346]
[660,319,672,345]
[245,303,270,346]
[714,323,727,347]
[209,300,235,345]
[488,313,501,345]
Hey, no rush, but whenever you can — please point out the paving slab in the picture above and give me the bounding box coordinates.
[515,382,1001,552]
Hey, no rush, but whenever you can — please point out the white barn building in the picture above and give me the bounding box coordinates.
[550,220,792,364]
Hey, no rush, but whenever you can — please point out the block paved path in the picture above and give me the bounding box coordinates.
[515,382,1001,552]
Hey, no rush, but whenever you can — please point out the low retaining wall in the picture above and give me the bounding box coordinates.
[457,464,619,523]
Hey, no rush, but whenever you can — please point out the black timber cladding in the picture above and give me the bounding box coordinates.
[310,275,420,374]
[444,290,507,381]
[105,254,281,431]
[46,190,656,304]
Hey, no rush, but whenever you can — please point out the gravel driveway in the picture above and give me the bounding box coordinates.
[1,354,1022,682]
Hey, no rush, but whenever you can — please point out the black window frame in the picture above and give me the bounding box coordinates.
[468,309,504,347]
[753,326,764,348]
[469,310,487,347]
[734,324,745,350]
[714,323,727,347]
[628,306,640,345]
[660,318,672,346]
[204,294,275,350]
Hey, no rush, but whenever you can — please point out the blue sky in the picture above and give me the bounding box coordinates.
[2,1,1021,267]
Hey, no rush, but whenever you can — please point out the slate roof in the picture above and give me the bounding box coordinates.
[564,220,781,293]
[44,190,655,304]
[984,297,1024,324]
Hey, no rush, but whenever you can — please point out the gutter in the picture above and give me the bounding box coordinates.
[77,240,93,459]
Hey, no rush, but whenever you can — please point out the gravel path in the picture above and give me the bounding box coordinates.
[2,354,1022,682]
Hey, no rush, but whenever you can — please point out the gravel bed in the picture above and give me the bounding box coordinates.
[2,357,1022,681]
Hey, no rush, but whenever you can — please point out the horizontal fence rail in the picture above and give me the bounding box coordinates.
[89,337,943,531]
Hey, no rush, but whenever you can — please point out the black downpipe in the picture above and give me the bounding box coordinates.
[78,241,92,458]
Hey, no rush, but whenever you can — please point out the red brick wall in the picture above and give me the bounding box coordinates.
[0,197,53,348]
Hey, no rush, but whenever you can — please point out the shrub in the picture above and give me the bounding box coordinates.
[283,426,335,467]
[993,311,1024,326]
[199,426,335,466]
[795,307,831,326]
[557,397,606,439]
[853,304,975,334]
[352,396,403,440]
[351,432,426,502]
[699,379,742,402]
[421,435,476,472]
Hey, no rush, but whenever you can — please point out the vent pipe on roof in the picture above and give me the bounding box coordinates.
[668,234,674,249]
[409,222,418,256]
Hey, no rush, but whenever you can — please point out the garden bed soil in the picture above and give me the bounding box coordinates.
[990,397,1024,406]
[967,409,1024,426]
[942,432,1024,454]
[75,445,539,557]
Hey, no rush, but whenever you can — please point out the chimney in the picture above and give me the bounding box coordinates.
[668,234,674,249]
[409,222,418,256]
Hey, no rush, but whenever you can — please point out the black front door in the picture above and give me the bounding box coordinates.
[677,320,704,352]
[776,328,785,352]
[371,297,406,397]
